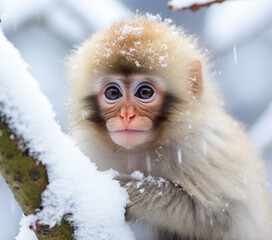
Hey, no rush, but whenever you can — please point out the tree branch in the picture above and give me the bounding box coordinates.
[168,0,227,12]
[0,118,73,240]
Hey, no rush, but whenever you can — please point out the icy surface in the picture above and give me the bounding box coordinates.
[0,29,134,240]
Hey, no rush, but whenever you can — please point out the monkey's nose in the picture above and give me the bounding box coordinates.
[120,106,136,124]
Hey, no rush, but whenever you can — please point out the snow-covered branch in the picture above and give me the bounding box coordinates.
[0,27,134,240]
[168,0,227,12]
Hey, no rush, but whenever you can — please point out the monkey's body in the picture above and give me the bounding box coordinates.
[68,15,272,240]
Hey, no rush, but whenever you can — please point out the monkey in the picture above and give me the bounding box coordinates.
[67,15,272,240]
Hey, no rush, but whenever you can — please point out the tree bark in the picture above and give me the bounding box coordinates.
[0,117,74,240]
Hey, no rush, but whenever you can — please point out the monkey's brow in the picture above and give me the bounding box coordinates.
[96,75,162,88]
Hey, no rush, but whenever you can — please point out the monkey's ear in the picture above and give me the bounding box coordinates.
[190,60,203,98]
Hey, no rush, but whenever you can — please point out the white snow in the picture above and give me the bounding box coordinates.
[0,29,134,240]
[168,0,210,10]
[130,171,168,189]
[16,216,38,240]
[131,171,144,180]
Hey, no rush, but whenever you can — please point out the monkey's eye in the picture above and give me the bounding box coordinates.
[104,86,122,101]
[135,85,154,100]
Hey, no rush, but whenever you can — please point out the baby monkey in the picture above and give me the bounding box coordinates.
[68,15,272,240]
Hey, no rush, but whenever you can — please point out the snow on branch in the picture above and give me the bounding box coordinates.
[168,0,227,12]
[0,28,134,240]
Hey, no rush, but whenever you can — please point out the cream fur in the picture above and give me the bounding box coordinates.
[67,15,272,240]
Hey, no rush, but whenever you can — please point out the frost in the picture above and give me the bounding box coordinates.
[135,60,141,68]
[130,171,168,189]
[158,54,168,68]
[146,13,162,22]
[158,56,165,62]
[131,171,144,180]
[139,189,145,193]
[0,30,134,240]
[80,110,90,120]
[134,41,141,47]
[160,44,168,50]
[190,76,197,82]
[164,18,173,25]
[104,48,113,58]
[9,133,15,140]
[189,44,195,49]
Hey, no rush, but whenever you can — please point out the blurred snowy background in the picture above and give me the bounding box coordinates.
[0,0,271,239]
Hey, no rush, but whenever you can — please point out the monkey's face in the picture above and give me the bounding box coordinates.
[96,75,164,149]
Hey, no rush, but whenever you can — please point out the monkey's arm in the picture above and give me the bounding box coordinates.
[115,174,202,238]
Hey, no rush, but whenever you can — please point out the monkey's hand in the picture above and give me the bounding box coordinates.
[114,174,194,236]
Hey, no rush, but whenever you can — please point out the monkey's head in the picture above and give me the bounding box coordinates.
[68,15,208,150]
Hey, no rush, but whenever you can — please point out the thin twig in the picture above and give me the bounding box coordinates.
[168,0,227,12]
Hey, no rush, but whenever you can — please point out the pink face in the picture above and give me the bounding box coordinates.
[97,76,164,148]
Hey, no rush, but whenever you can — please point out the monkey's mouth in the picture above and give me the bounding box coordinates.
[113,129,146,133]
[109,129,151,148]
